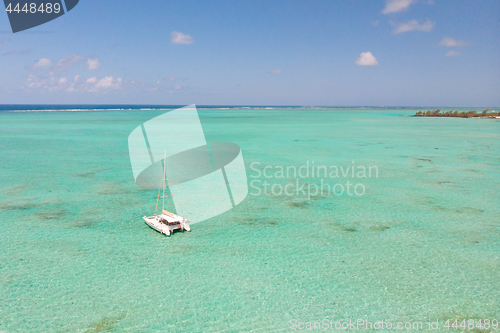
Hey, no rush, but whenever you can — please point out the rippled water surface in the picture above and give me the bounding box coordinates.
[0,107,499,332]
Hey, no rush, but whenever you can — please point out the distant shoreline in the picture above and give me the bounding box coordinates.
[413,109,500,118]
[1,105,499,114]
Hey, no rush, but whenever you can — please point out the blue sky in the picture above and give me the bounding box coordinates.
[0,0,498,106]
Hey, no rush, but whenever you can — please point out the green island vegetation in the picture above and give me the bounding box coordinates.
[414,109,500,118]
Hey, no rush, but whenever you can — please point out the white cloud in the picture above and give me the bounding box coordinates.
[26,74,69,91]
[27,74,45,88]
[94,76,122,90]
[270,69,282,74]
[95,76,113,89]
[392,19,435,34]
[55,54,84,71]
[83,76,122,92]
[87,58,101,70]
[355,52,379,66]
[171,31,194,44]
[79,76,123,92]
[164,77,176,81]
[25,72,123,93]
[33,58,52,69]
[66,75,80,92]
[439,37,468,47]
[29,54,87,72]
[445,50,461,57]
[382,0,414,14]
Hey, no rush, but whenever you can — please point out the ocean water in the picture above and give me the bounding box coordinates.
[0,107,499,332]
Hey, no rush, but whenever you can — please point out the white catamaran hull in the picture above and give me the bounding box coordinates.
[143,216,171,236]
[143,211,190,236]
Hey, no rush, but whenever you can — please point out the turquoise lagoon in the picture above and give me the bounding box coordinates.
[0,107,499,332]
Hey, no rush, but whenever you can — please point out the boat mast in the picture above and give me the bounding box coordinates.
[162,150,166,213]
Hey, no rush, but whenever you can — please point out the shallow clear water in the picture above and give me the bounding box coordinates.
[0,108,499,332]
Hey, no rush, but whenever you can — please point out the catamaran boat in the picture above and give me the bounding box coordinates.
[143,151,191,236]
[143,210,190,236]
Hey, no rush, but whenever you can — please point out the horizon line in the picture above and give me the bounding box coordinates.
[0,104,498,109]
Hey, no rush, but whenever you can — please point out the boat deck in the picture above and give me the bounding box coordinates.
[143,213,190,236]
